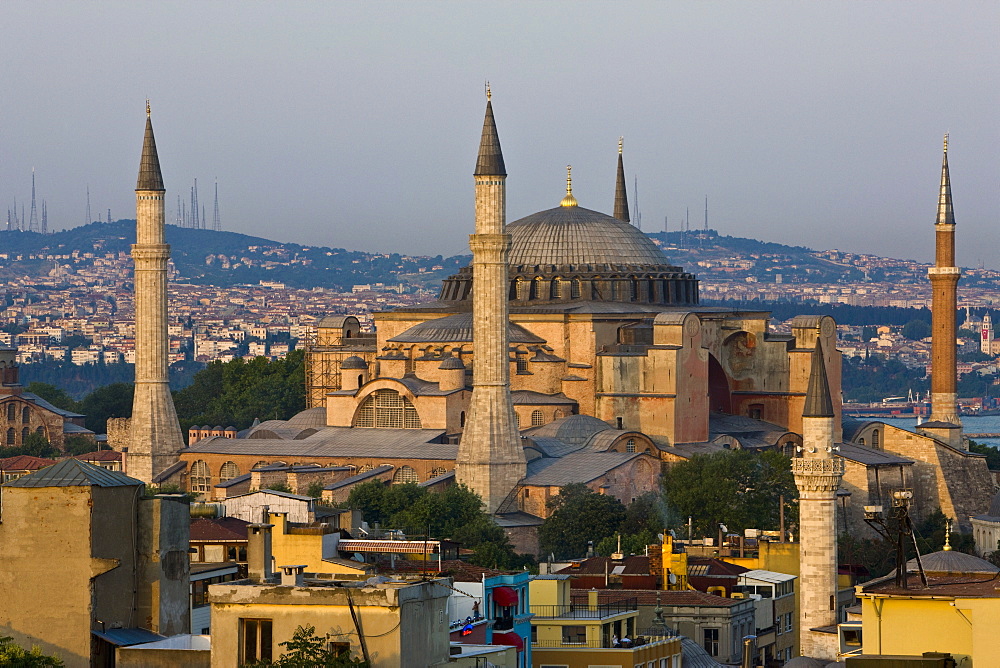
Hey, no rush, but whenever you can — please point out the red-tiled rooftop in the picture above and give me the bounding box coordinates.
[384,559,509,582]
[574,588,749,607]
[555,555,651,575]
[0,455,56,471]
[189,517,250,542]
[73,450,122,462]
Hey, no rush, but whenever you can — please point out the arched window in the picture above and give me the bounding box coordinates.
[859,438,866,446]
[251,461,269,470]
[554,409,565,419]
[35,426,44,436]
[571,279,582,299]
[392,465,418,484]
[514,413,521,429]
[552,278,563,299]
[429,467,447,479]
[516,354,528,373]
[626,438,636,453]
[6,403,15,421]
[21,427,29,442]
[358,464,375,474]
[460,411,466,428]
[872,429,880,450]
[354,390,422,429]
[21,406,30,423]
[531,410,544,426]
[6,428,14,446]
[219,461,241,482]
[190,460,211,493]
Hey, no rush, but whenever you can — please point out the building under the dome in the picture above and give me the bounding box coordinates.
[170,100,991,558]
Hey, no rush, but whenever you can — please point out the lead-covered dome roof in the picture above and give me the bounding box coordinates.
[508,206,670,269]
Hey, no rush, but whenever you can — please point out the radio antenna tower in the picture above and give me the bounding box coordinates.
[41,200,47,234]
[213,179,221,231]
[176,194,183,227]
[86,186,92,225]
[202,204,206,231]
[704,195,708,231]
[192,178,200,229]
[107,208,111,224]
[28,169,39,232]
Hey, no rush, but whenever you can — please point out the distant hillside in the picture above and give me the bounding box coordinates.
[0,222,468,290]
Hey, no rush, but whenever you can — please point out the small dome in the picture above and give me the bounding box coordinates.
[524,414,613,446]
[906,549,1000,575]
[439,356,465,370]
[340,356,368,369]
[284,407,328,429]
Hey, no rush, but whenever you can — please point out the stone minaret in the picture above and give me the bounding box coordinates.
[129,103,184,483]
[928,134,962,429]
[792,340,844,660]
[455,90,526,513]
[614,137,630,222]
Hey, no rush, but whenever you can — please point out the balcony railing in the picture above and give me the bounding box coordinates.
[531,598,638,620]
[532,634,676,650]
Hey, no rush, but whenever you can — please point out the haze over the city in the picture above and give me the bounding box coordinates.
[1,1,997,265]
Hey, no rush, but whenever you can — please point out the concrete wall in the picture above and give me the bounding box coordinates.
[209,579,451,668]
[117,647,210,668]
[136,496,191,635]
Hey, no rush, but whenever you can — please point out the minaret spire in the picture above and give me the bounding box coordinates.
[927,133,962,434]
[803,339,834,418]
[456,92,527,513]
[130,103,184,483]
[614,137,630,222]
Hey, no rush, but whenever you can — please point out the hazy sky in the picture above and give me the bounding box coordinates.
[1,2,997,265]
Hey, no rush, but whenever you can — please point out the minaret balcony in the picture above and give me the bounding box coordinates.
[792,457,845,493]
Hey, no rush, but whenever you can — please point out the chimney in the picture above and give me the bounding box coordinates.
[247,523,274,583]
[279,564,306,587]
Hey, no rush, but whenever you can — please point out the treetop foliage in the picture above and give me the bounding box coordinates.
[661,449,797,537]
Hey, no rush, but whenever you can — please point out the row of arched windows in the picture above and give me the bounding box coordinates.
[354,390,422,429]
[5,403,32,423]
[6,426,44,446]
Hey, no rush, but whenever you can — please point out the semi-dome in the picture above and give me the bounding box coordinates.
[507,205,670,269]
[906,549,999,575]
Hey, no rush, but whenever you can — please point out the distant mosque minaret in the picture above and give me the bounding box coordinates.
[129,102,184,483]
[454,87,527,512]
[614,137,629,222]
[927,134,962,436]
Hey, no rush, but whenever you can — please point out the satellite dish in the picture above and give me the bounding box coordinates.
[668,573,678,585]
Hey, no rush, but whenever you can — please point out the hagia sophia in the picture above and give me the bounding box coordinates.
[142,98,990,562]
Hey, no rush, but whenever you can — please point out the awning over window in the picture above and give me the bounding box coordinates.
[492,631,524,651]
[492,585,518,607]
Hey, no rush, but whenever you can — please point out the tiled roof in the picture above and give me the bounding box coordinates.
[0,455,56,471]
[183,428,455,461]
[190,517,250,542]
[20,392,86,418]
[387,313,544,344]
[555,555,650,575]
[524,451,641,486]
[5,458,141,488]
[73,450,123,462]
[152,460,186,484]
[838,442,913,466]
[575,588,748,608]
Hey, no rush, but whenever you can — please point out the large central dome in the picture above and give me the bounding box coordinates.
[508,205,670,269]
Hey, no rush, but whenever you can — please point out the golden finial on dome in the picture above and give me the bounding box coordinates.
[485,81,491,101]
[943,518,953,550]
[943,133,949,153]
[619,137,623,155]
[560,165,578,207]
[146,99,151,117]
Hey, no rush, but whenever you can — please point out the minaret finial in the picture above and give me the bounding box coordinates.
[561,165,578,207]
[485,81,491,101]
[943,133,949,153]
[618,136,623,155]
[943,519,953,550]
[146,99,151,117]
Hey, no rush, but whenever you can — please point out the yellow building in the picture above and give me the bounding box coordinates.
[528,575,682,668]
[855,549,1000,665]
[209,566,452,667]
[266,511,371,576]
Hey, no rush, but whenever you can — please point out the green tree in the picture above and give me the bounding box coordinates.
[241,624,368,667]
[63,435,102,456]
[539,484,627,560]
[265,482,293,493]
[661,449,797,537]
[0,636,64,666]
[19,432,58,458]
[901,319,931,341]
[969,440,1000,470]
[306,481,325,499]
[25,382,79,412]
[77,382,134,434]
